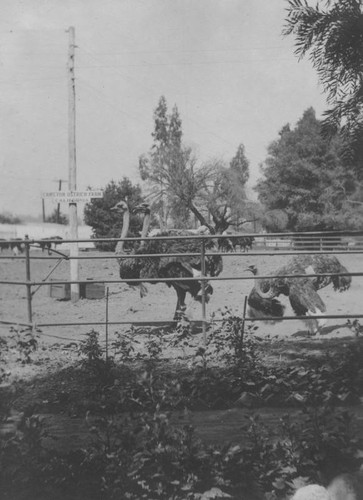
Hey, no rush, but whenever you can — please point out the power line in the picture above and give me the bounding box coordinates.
[76,47,238,150]
[0,77,66,87]
[65,45,289,56]
[76,57,294,69]
[76,76,147,124]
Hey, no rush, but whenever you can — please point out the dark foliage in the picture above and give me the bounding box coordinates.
[256,108,362,231]
[83,178,144,251]
[0,213,22,224]
[1,318,363,499]
[45,208,68,225]
[284,0,363,168]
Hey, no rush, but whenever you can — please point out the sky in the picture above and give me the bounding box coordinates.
[0,0,328,218]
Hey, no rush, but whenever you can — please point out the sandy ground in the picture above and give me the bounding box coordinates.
[0,247,362,347]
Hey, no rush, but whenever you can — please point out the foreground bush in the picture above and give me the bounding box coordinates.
[1,398,362,499]
[1,317,363,499]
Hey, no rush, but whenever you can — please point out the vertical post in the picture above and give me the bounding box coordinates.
[241,295,248,344]
[105,287,109,363]
[57,179,62,224]
[42,199,46,223]
[24,239,33,325]
[68,26,79,302]
[201,238,207,347]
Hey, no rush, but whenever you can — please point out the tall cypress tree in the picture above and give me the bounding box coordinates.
[139,96,186,228]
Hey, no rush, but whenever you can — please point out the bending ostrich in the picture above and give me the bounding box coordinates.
[245,254,351,335]
[112,200,223,320]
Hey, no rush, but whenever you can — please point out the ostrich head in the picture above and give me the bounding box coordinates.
[245,265,257,275]
[133,202,151,215]
[111,200,129,213]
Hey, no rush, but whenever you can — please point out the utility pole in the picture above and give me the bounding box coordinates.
[54,179,67,223]
[67,26,79,302]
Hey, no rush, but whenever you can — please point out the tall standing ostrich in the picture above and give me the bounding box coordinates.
[111,200,148,298]
[245,254,351,335]
[112,200,223,320]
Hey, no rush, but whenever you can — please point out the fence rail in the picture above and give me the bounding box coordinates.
[0,231,362,335]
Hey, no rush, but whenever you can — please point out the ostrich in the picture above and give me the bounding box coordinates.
[112,200,223,320]
[0,239,9,253]
[219,232,255,253]
[245,254,351,335]
[39,236,63,254]
[11,238,24,256]
[111,200,148,298]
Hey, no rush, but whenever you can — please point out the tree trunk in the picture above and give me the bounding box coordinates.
[188,203,215,234]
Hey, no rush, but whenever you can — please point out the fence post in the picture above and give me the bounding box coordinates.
[241,295,248,344]
[24,238,33,326]
[201,238,207,347]
[105,286,109,362]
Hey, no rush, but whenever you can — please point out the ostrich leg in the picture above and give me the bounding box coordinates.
[173,288,187,320]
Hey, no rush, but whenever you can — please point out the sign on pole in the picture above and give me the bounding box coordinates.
[42,190,103,203]
[42,188,103,303]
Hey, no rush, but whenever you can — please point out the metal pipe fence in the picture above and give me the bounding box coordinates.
[0,231,362,334]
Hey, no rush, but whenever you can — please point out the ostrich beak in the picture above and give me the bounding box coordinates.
[110,204,120,211]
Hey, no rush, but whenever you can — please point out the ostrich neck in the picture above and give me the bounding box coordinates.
[115,210,130,256]
[254,271,274,299]
[139,213,150,249]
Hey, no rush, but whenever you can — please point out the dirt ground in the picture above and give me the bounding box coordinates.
[0,247,362,348]
[1,246,363,455]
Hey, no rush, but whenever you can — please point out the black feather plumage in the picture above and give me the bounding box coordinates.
[247,254,351,334]
[114,200,222,319]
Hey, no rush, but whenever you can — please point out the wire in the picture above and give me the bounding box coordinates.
[77,77,147,124]
[77,46,239,150]
[76,57,294,69]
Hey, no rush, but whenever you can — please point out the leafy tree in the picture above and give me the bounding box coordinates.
[0,213,21,224]
[255,108,359,231]
[140,96,184,229]
[283,0,363,167]
[262,210,289,233]
[45,208,68,225]
[141,97,252,234]
[230,143,250,185]
[194,156,251,233]
[228,143,250,227]
[84,178,144,251]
